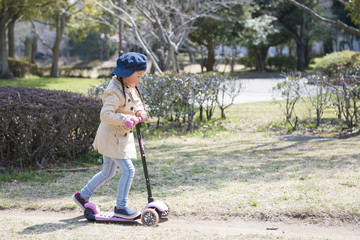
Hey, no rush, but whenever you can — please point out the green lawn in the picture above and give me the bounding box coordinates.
[0,76,102,94]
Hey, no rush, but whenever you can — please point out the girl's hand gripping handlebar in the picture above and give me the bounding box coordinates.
[125,116,144,128]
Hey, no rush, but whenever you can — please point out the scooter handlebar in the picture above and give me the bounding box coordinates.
[125,116,144,128]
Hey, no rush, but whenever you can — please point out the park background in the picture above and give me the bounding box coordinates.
[1,0,360,239]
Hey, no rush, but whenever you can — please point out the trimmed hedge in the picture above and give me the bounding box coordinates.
[267,56,297,71]
[35,66,113,78]
[36,66,95,78]
[238,56,256,69]
[0,87,102,169]
[8,57,37,77]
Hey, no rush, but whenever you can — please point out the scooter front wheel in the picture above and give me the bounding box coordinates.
[141,208,159,227]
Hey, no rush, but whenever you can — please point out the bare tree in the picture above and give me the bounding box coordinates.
[93,0,247,73]
[272,72,302,131]
[216,76,243,119]
[302,73,332,127]
[93,0,162,73]
[330,68,360,128]
[134,0,242,72]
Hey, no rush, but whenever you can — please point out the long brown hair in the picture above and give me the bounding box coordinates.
[116,75,143,106]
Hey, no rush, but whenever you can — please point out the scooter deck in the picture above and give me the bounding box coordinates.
[94,211,140,222]
[84,203,141,222]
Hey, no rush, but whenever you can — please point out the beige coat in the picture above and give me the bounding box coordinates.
[93,76,144,159]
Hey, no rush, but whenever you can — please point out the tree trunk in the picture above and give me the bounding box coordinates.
[276,11,309,72]
[296,41,306,71]
[156,46,166,71]
[220,108,226,119]
[8,20,15,58]
[31,35,37,64]
[230,45,237,73]
[25,37,32,60]
[0,23,14,79]
[255,46,269,72]
[118,0,123,56]
[170,47,180,73]
[51,46,60,78]
[165,48,172,72]
[189,50,194,63]
[50,10,66,78]
[187,110,195,132]
[206,42,215,72]
[297,12,307,71]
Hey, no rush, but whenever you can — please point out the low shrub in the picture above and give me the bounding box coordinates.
[311,50,360,74]
[0,87,102,169]
[272,67,360,132]
[88,72,242,132]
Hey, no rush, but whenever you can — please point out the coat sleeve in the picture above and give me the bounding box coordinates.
[100,90,133,126]
[134,101,145,113]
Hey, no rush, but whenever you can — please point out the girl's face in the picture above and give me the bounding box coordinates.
[123,70,146,88]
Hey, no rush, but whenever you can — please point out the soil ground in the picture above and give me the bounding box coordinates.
[1,209,359,240]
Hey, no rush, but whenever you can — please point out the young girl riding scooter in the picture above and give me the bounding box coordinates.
[73,52,148,219]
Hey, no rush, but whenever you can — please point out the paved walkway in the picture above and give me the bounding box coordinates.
[234,77,285,104]
[226,74,315,105]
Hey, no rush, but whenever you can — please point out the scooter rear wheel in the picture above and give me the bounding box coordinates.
[141,208,159,227]
[84,208,96,221]
[160,201,170,218]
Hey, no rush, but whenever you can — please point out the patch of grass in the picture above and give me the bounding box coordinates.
[0,169,65,183]
[76,150,103,167]
[0,75,102,94]
[248,201,259,207]
[0,201,20,210]
[25,203,40,211]
[59,204,77,212]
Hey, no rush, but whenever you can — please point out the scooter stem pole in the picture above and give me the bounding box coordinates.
[136,123,154,203]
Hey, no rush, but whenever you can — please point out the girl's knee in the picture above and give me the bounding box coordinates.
[101,168,116,180]
[124,165,135,178]
[102,157,117,179]
[108,169,117,179]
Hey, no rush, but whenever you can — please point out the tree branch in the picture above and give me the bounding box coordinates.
[31,21,52,50]
[336,0,346,6]
[92,0,162,73]
[287,0,360,37]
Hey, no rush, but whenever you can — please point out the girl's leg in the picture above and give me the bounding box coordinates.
[80,156,117,201]
[114,159,135,209]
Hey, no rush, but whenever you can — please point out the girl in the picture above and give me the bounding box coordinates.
[73,52,148,219]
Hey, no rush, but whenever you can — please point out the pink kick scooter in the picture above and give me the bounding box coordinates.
[83,117,170,227]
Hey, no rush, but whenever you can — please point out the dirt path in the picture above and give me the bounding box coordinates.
[0,210,359,240]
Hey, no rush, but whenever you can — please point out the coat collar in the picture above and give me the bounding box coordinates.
[111,76,135,96]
